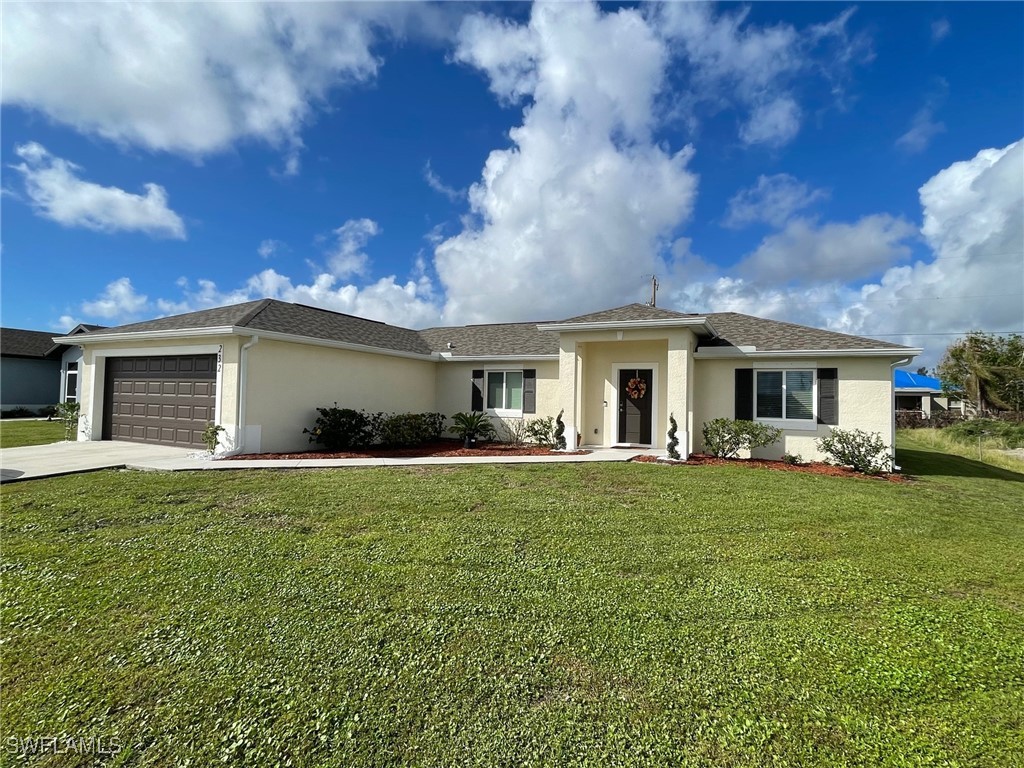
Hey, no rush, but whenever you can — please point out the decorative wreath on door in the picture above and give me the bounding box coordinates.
[626,377,647,400]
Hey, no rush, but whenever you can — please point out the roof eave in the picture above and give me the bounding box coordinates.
[233,328,435,361]
[694,347,923,359]
[51,326,237,345]
[439,354,559,362]
[536,317,715,334]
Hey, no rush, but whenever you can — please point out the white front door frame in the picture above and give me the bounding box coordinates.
[610,362,659,448]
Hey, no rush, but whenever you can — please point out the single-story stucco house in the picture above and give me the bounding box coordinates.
[53,300,920,461]
[894,369,964,418]
[1,324,104,412]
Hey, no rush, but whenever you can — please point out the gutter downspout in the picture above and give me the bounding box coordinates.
[890,356,913,471]
[236,335,260,454]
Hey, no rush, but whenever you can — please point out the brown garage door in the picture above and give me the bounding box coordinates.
[103,355,217,447]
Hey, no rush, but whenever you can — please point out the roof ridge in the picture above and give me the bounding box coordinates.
[234,298,275,328]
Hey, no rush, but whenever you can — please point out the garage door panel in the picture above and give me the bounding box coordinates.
[103,355,217,448]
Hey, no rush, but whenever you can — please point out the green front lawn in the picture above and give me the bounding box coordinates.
[0,419,65,449]
[2,444,1022,766]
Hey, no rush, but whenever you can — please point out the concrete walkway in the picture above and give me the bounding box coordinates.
[128,448,656,473]
[0,441,196,483]
[1,442,661,482]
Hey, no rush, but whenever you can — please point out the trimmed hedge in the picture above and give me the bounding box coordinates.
[304,406,446,450]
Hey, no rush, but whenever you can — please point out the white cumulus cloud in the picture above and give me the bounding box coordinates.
[1,3,454,170]
[10,142,186,238]
[325,218,380,279]
[654,4,871,147]
[435,1,698,323]
[81,277,149,319]
[724,173,829,229]
[670,140,1024,368]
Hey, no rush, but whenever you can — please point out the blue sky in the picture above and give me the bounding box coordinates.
[2,1,1022,367]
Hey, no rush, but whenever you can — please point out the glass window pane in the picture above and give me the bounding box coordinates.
[487,372,503,409]
[67,372,78,399]
[505,371,523,409]
[786,370,813,420]
[757,371,783,418]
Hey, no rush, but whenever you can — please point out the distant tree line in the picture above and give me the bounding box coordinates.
[937,332,1024,413]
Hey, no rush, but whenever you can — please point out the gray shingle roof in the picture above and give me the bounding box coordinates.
[419,322,559,356]
[69,300,911,358]
[1,328,63,359]
[244,301,432,355]
[704,312,908,352]
[79,299,433,355]
[554,303,701,324]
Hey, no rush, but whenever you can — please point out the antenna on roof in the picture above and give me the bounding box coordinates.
[646,275,659,307]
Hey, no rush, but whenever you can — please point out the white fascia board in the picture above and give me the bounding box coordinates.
[52,326,236,345]
[694,347,923,359]
[439,354,558,362]
[231,328,436,361]
[536,317,713,333]
[55,325,437,362]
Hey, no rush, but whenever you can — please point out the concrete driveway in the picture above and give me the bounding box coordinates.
[0,441,197,483]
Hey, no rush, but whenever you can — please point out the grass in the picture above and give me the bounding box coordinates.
[0,419,65,449]
[901,427,1024,475]
[1,443,1022,766]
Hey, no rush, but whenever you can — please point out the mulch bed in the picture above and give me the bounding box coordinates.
[227,440,589,460]
[631,453,909,482]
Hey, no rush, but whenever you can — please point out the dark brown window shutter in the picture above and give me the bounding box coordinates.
[818,368,838,425]
[523,369,536,414]
[735,369,753,420]
[471,369,484,411]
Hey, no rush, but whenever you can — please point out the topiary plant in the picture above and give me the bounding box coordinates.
[667,413,681,460]
[554,409,567,450]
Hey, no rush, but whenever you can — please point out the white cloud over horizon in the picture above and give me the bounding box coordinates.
[10,142,186,238]
[2,3,455,173]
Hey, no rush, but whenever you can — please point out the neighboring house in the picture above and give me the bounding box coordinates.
[894,369,964,418]
[54,300,920,460]
[1,324,107,412]
[0,327,63,411]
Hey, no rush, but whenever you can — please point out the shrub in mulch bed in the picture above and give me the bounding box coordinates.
[227,439,590,461]
[630,453,908,482]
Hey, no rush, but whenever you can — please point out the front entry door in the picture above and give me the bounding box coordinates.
[618,368,653,444]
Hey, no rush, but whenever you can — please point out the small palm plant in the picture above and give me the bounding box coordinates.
[450,411,496,448]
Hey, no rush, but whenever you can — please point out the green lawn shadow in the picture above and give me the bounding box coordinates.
[898,447,1024,482]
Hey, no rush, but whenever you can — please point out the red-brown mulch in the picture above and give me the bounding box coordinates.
[631,453,908,482]
[227,439,589,460]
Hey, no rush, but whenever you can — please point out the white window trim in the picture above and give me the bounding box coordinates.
[755,368,817,429]
[64,364,79,403]
[484,367,524,417]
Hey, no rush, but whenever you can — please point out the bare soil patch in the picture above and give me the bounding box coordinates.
[227,439,589,461]
[630,453,908,482]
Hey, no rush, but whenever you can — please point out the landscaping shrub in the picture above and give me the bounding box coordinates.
[303,406,373,450]
[497,417,529,446]
[1,407,35,419]
[55,401,81,442]
[781,453,803,465]
[701,418,782,458]
[817,428,890,474]
[945,418,1024,448]
[450,412,496,444]
[373,412,447,447]
[524,416,556,447]
[37,405,58,418]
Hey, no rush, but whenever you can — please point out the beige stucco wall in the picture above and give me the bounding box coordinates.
[692,356,898,461]
[243,339,438,453]
[552,328,697,450]
[434,359,560,437]
[77,336,242,445]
